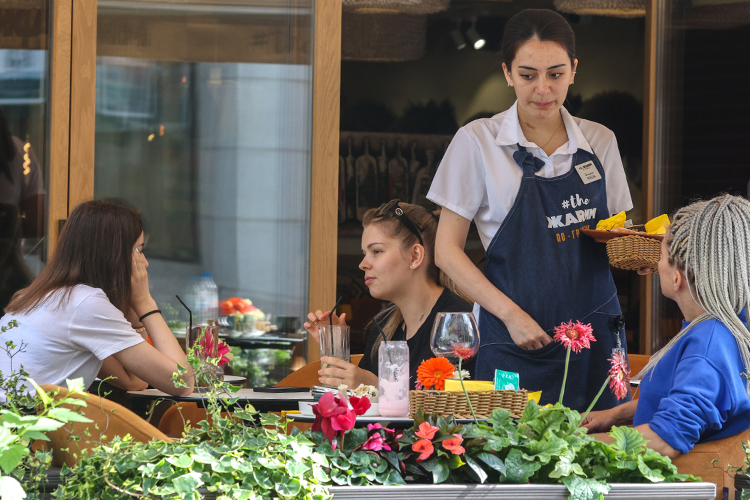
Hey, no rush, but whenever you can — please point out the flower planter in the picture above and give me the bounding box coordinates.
[328,482,717,500]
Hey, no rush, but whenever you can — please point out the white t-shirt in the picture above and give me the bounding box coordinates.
[428,101,633,249]
[0,285,144,397]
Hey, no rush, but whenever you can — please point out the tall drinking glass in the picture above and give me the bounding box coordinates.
[378,341,409,417]
[319,325,350,388]
[430,312,480,364]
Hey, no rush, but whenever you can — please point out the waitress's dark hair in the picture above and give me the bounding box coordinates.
[5,199,143,315]
[502,9,576,69]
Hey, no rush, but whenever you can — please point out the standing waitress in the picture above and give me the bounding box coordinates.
[427,9,632,411]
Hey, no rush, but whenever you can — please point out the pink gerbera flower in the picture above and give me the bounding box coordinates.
[553,321,595,353]
[451,343,477,361]
[608,351,631,400]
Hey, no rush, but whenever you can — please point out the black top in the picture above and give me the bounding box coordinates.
[358,289,474,390]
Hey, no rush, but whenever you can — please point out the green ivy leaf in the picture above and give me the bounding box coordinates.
[25,417,65,433]
[0,443,30,473]
[286,460,310,477]
[48,407,93,423]
[171,471,203,494]
[275,476,302,497]
[166,454,194,469]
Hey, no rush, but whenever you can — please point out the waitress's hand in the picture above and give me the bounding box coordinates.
[304,310,347,344]
[318,357,376,389]
[637,267,651,275]
[130,248,155,313]
[504,306,551,350]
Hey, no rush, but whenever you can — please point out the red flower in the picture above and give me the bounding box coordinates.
[442,434,465,455]
[553,321,596,354]
[411,438,434,462]
[311,392,356,441]
[608,351,631,400]
[349,396,371,416]
[451,343,476,361]
[415,421,439,440]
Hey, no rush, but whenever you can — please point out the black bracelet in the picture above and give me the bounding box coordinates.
[138,309,162,322]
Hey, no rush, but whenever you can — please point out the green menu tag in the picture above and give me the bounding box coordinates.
[494,369,520,391]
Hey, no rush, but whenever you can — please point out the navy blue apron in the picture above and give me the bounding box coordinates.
[476,145,628,412]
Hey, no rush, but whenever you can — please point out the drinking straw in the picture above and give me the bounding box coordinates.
[175,295,192,329]
[329,296,342,329]
[372,318,388,345]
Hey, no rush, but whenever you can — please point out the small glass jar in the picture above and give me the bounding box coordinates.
[378,341,409,417]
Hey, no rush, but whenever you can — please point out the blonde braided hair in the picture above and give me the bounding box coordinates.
[635,194,750,393]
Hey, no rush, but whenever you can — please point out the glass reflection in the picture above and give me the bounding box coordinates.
[0,0,51,310]
[93,1,314,382]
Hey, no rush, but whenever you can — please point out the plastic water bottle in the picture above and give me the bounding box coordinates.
[200,273,219,325]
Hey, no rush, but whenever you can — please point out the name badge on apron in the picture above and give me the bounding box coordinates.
[575,161,602,184]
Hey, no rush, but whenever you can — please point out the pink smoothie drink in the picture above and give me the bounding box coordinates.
[379,377,409,417]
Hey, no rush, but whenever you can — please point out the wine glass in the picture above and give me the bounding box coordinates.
[430,312,480,365]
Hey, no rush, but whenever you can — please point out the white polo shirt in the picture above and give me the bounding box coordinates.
[428,101,633,249]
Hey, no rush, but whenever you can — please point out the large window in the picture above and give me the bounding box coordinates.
[93,1,314,333]
[0,0,52,310]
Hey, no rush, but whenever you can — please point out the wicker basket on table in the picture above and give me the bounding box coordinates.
[606,234,662,273]
[409,389,529,419]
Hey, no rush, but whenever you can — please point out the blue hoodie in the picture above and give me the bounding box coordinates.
[634,310,750,454]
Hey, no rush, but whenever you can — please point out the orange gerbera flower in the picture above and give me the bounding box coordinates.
[417,357,455,390]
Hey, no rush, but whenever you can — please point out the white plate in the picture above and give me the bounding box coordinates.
[299,401,380,417]
[241,329,266,338]
[223,375,246,384]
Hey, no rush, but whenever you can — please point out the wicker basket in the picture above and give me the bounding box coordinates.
[409,389,528,419]
[606,234,661,272]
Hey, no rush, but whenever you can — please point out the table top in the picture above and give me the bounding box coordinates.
[127,388,314,412]
[291,413,482,426]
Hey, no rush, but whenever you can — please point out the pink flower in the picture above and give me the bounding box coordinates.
[216,340,232,367]
[198,329,217,358]
[415,421,439,440]
[608,351,631,400]
[349,396,371,416]
[362,432,391,451]
[442,434,465,455]
[411,438,434,462]
[451,343,477,361]
[553,321,596,354]
[311,392,355,441]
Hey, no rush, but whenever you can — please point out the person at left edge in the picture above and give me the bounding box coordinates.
[427,9,633,411]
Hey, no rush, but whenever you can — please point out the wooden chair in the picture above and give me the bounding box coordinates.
[157,402,232,437]
[672,427,750,500]
[627,353,651,400]
[275,353,363,389]
[39,384,174,467]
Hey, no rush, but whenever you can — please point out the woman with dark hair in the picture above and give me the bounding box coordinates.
[303,201,472,389]
[427,9,632,411]
[0,199,193,397]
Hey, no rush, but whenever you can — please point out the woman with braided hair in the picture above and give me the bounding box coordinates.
[583,194,750,458]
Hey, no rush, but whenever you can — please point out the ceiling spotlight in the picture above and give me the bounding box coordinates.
[466,16,485,50]
[450,19,466,50]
